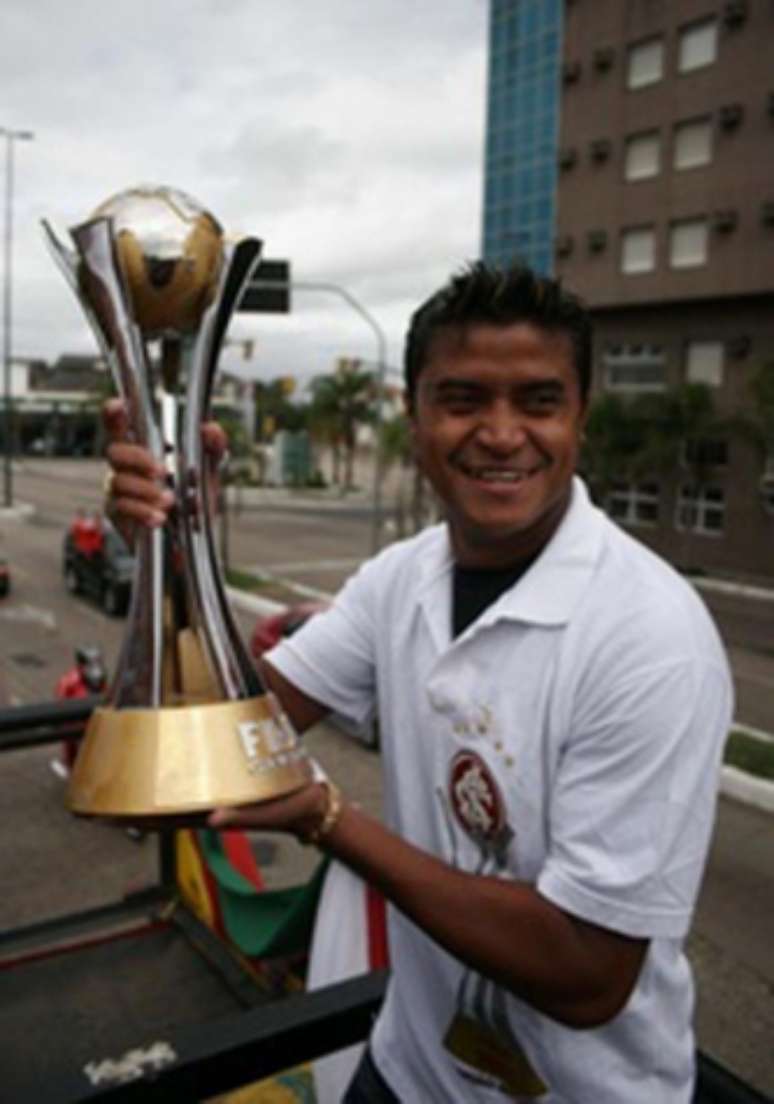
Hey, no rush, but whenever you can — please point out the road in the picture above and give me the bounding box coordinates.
[1,458,773,1097]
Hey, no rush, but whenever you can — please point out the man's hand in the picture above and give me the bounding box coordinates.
[102,398,228,546]
[207,780,332,843]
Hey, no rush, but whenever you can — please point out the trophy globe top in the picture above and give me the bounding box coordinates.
[91,185,224,339]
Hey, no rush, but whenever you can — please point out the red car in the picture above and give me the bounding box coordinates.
[249,602,379,749]
[249,602,328,657]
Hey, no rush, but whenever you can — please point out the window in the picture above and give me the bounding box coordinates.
[686,340,724,386]
[604,345,666,392]
[678,19,718,73]
[608,482,660,527]
[675,485,725,535]
[627,37,664,89]
[674,118,712,170]
[625,131,661,181]
[621,227,656,274]
[670,218,708,268]
[683,439,729,467]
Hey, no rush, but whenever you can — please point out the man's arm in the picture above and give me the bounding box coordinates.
[259,657,330,732]
[215,654,647,1031]
[210,752,647,1030]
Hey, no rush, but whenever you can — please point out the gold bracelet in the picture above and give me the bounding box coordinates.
[302,780,343,847]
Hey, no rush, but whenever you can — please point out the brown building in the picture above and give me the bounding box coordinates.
[551,1,774,580]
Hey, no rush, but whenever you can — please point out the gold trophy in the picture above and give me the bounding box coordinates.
[43,185,313,825]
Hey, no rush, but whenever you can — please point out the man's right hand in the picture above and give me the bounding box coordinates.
[102,398,227,547]
[103,399,173,547]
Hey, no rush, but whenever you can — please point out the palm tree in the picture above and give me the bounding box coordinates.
[308,359,375,491]
[580,392,647,505]
[254,378,307,439]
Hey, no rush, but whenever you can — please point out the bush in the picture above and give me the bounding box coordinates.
[725,731,774,780]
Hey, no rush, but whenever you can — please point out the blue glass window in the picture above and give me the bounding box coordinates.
[483,0,561,274]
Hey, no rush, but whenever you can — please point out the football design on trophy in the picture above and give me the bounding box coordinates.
[89,188,224,336]
[42,186,314,824]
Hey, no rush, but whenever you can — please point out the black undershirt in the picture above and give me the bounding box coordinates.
[452,555,538,638]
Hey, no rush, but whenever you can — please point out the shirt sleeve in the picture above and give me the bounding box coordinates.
[537,655,733,939]
[266,564,378,728]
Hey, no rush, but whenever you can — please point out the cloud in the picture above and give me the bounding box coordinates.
[2,0,487,386]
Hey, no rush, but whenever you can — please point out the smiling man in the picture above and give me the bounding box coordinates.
[105,261,732,1103]
[407,315,587,568]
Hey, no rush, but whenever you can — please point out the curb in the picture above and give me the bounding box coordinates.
[720,765,774,814]
[226,586,285,619]
[0,503,36,522]
[691,575,774,604]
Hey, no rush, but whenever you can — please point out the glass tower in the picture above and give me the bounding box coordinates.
[482,0,563,275]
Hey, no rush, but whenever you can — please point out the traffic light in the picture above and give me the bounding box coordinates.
[238,259,291,314]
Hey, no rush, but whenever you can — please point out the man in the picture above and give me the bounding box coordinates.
[50,644,107,778]
[104,262,732,1102]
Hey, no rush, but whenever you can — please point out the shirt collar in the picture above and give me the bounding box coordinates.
[416,477,606,641]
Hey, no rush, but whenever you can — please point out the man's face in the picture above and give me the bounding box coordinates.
[410,322,586,568]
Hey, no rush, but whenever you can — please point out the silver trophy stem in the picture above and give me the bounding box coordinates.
[181,237,264,699]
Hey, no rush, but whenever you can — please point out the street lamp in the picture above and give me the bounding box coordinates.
[2,126,34,508]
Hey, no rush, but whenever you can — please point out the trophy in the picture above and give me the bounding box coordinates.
[43,185,314,825]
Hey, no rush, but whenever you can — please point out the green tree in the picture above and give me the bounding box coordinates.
[254,377,307,439]
[630,383,717,484]
[581,383,719,509]
[580,393,647,505]
[745,362,774,462]
[308,359,375,490]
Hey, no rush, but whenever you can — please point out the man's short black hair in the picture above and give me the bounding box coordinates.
[404,260,592,408]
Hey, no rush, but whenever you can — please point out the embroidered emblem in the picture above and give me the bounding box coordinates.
[449,749,506,843]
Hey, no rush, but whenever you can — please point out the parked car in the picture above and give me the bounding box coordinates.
[0,550,9,597]
[250,602,379,749]
[63,521,135,616]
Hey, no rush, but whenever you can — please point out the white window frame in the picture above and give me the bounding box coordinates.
[675,484,725,536]
[627,37,665,89]
[608,482,661,528]
[673,117,713,171]
[685,340,724,386]
[621,226,656,274]
[678,18,718,74]
[670,218,708,269]
[604,345,666,392]
[624,131,661,181]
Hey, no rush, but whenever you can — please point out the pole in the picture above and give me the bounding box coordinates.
[2,132,14,508]
[1,127,34,508]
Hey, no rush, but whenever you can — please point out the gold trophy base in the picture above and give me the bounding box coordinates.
[67,696,314,829]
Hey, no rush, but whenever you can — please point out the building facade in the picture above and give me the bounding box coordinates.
[483,0,774,580]
[482,0,563,274]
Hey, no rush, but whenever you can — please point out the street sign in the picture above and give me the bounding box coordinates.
[238,259,291,314]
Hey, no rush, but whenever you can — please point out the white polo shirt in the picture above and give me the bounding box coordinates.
[269,477,733,1103]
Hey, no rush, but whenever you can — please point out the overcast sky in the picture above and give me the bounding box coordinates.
[3,0,487,391]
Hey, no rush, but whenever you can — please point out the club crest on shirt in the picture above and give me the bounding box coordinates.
[448,749,506,843]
